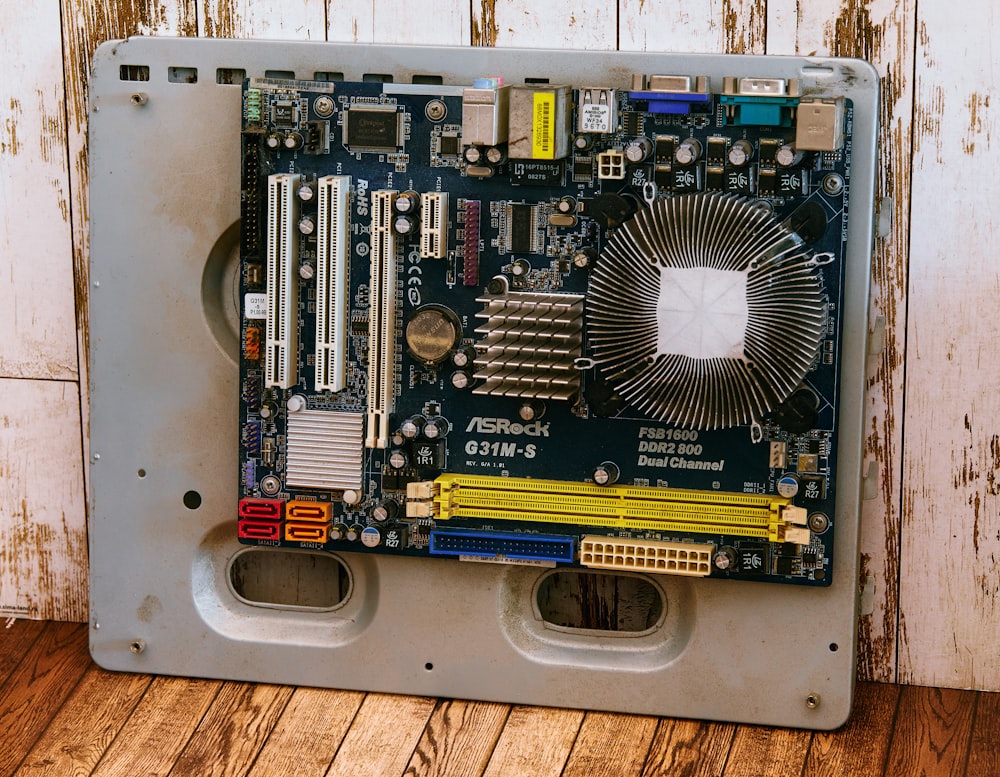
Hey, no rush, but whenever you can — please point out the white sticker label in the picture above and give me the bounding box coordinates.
[580,104,611,133]
[244,293,268,320]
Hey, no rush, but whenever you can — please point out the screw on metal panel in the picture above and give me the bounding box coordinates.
[425,99,447,121]
[821,173,844,196]
[130,93,148,106]
[805,693,820,709]
[129,639,146,654]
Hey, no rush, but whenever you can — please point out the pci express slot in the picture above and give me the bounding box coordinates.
[315,175,351,392]
[264,173,300,388]
[419,192,448,259]
[409,474,808,543]
[366,190,398,448]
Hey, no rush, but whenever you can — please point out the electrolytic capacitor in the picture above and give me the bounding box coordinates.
[400,416,424,439]
[394,190,420,214]
[331,523,350,541]
[625,137,653,164]
[388,449,409,470]
[728,140,754,167]
[593,461,620,485]
[393,214,417,236]
[674,138,702,165]
[297,182,315,202]
[422,417,448,440]
[775,144,805,167]
[371,499,399,522]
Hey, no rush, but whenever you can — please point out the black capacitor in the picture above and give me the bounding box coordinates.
[593,461,620,486]
[388,449,409,470]
[331,523,350,541]
[394,190,420,214]
[371,499,399,522]
[400,416,425,439]
[346,524,364,542]
[674,138,702,165]
[422,417,449,440]
[284,132,304,150]
[393,214,418,236]
[728,139,754,167]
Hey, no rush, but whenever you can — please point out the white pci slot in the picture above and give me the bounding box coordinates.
[264,173,301,388]
[419,192,449,259]
[315,175,351,392]
[366,190,398,448]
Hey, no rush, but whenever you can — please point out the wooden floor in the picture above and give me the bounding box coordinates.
[0,621,995,777]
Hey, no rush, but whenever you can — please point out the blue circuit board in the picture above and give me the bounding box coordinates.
[238,73,854,585]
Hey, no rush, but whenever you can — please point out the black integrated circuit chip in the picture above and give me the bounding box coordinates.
[508,203,534,253]
[438,134,460,156]
[345,107,401,152]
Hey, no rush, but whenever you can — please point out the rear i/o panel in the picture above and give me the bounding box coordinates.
[238,71,856,585]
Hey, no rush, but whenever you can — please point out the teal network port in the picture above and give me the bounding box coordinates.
[429,530,575,563]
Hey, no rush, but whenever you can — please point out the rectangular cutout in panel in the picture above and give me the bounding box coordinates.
[167,66,198,83]
[217,67,246,85]
[119,64,149,81]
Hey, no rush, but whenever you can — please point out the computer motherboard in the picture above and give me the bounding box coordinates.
[237,72,853,586]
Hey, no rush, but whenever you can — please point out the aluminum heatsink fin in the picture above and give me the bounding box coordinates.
[285,409,365,491]
[587,193,827,429]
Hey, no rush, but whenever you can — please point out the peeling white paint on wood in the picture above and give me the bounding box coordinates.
[619,0,728,54]
[472,0,616,50]
[767,0,916,684]
[900,0,1000,689]
[200,0,325,39]
[0,1,79,382]
[0,378,88,621]
[372,2,471,46]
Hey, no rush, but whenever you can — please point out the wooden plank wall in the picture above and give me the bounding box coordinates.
[1,0,996,690]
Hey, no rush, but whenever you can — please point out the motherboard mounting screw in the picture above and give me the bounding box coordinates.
[822,174,844,196]
[129,639,146,654]
[805,693,820,709]
[425,99,447,122]
[314,95,335,118]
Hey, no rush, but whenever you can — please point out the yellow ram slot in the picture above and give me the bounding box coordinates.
[429,474,793,541]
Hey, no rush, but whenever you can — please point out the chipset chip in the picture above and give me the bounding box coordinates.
[344,107,402,152]
[438,134,460,156]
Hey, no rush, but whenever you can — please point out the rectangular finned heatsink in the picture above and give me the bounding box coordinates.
[285,409,365,491]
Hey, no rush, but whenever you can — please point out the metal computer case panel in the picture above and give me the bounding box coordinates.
[88,37,877,729]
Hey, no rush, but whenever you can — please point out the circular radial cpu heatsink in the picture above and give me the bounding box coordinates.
[587,192,828,429]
